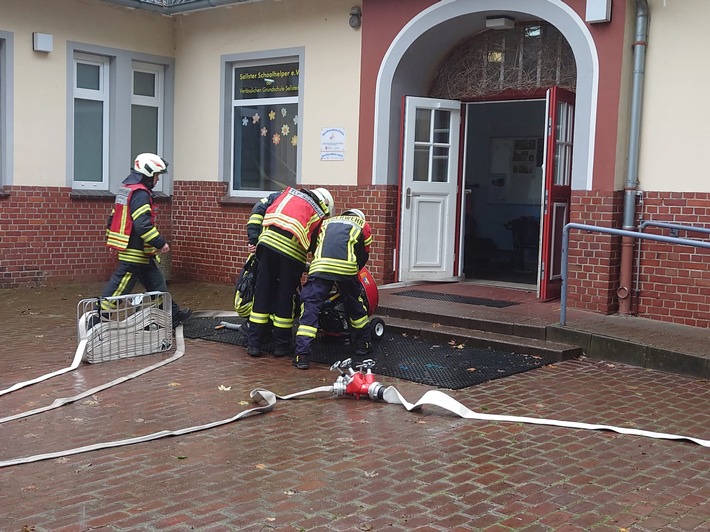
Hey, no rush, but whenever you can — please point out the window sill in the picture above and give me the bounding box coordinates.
[68,190,173,202]
[70,189,116,200]
[220,194,263,206]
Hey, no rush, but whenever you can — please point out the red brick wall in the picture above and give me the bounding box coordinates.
[567,190,624,314]
[7,183,710,328]
[170,182,398,286]
[634,192,710,327]
[0,186,173,289]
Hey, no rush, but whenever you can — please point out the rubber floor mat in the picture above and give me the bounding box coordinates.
[182,317,248,347]
[183,317,555,389]
[311,334,557,389]
[392,289,519,308]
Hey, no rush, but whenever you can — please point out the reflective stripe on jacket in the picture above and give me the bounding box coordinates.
[309,214,372,278]
[258,187,327,263]
[106,182,162,265]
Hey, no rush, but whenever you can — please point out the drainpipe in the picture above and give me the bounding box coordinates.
[618,0,649,315]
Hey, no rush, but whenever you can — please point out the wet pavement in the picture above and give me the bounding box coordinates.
[0,281,709,531]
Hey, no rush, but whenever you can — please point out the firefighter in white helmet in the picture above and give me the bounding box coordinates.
[245,186,334,358]
[293,208,373,369]
[92,153,191,328]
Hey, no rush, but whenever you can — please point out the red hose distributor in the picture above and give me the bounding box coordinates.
[330,359,385,400]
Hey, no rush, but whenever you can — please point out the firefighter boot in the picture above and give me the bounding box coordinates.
[293,353,310,370]
[272,327,294,358]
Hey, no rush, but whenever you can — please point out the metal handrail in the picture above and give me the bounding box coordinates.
[561,223,710,325]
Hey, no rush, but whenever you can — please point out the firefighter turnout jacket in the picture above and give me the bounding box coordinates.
[106,172,167,264]
[309,213,372,279]
[247,187,328,264]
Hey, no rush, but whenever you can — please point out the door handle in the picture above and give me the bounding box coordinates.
[406,187,411,209]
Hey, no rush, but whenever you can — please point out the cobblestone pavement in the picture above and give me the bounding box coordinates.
[0,282,709,531]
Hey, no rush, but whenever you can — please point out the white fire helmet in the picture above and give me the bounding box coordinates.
[134,153,168,177]
[312,187,335,216]
[342,209,365,222]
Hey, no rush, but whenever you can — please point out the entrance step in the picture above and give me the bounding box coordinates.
[380,316,582,362]
[377,305,550,341]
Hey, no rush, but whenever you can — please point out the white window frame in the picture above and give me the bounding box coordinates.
[67,42,175,195]
[72,53,110,189]
[131,61,165,193]
[220,49,304,198]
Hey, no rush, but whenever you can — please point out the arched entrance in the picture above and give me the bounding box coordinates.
[372,0,598,297]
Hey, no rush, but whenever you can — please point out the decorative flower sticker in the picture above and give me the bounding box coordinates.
[242,116,249,126]
[268,110,276,121]
[260,127,268,137]
[281,124,290,136]
[293,115,298,125]
[291,135,298,147]
[272,133,281,145]
[281,107,287,118]
[252,113,260,124]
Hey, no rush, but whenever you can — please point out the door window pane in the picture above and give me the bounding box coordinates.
[432,146,449,182]
[414,109,431,143]
[433,110,450,144]
[413,146,429,182]
[74,99,103,182]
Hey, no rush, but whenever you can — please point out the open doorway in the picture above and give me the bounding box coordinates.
[462,99,545,286]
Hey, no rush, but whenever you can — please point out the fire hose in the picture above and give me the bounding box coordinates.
[0,324,185,426]
[0,358,708,469]
[0,305,175,398]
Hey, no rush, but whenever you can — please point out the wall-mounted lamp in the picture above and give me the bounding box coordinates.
[33,32,53,53]
[485,16,515,30]
[349,6,362,29]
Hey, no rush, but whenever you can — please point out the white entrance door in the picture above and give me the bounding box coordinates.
[399,97,461,282]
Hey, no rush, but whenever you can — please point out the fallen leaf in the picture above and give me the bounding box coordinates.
[416,419,427,424]
[364,471,379,478]
[176,455,188,460]
[168,382,181,387]
[238,400,250,406]
[218,385,232,391]
[256,463,266,469]
[431,322,441,328]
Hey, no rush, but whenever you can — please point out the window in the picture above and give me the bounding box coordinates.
[227,56,301,195]
[73,53,110,189]
[68,43,174,194]
[131,62,164,192]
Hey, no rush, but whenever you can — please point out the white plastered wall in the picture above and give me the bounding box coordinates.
[173,0,361,185]
[639,0,710,192]
[1,0,173,187]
